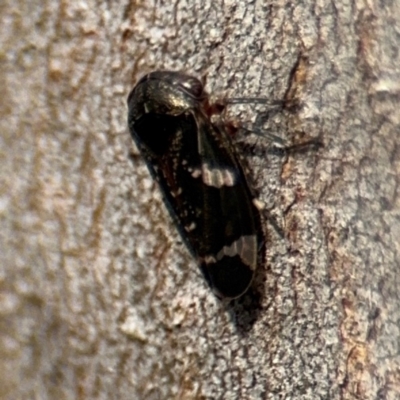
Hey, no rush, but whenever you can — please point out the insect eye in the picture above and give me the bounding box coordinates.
[179,77,204,99]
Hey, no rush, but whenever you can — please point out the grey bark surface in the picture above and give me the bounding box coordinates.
[1,0,399,399]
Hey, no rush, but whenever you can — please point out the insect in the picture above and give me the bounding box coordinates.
[127,71,264,299]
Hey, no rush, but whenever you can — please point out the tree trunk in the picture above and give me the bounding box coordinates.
[1,1,399,399]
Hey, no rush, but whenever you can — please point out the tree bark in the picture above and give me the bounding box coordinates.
[1,1,399,399]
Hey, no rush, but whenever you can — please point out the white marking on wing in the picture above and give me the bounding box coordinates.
[202,235,258,270]
[252,199,265,211]
[191,169,202,178]
[184,222,197,232]
[201,163,237,188]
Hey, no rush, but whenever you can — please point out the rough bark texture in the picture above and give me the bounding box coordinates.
[1,1,399,399]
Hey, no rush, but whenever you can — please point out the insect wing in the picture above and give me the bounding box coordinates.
[133,108,262,298]
[192,112,262,298]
